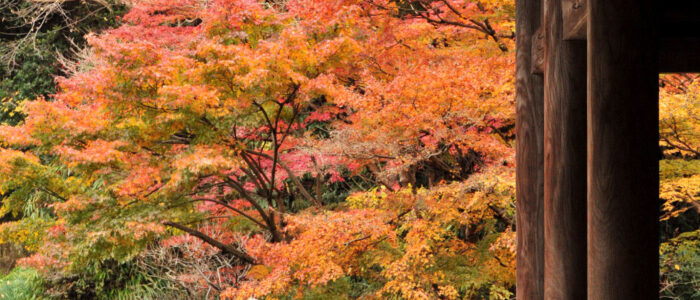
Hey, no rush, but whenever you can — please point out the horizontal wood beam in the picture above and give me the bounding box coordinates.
[559,0,700,72]
[564,0,700,41]
[660,1,700,39]
[660,38,700,73]
[658,1,700,72]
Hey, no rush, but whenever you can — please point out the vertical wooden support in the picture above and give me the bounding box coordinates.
[515,0,544,298]
[543,0,587,299]
[588,0,659,299]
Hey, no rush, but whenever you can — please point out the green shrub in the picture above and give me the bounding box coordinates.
[660,229,700,300]
[660,159,700,181]
[0,267,45,300]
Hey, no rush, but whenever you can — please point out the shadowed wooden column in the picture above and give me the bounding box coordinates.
[543,0,587,298]
[515,0,544,298]
[588,0,659,299]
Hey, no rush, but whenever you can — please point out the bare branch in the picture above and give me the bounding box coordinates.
[163,221,257,265]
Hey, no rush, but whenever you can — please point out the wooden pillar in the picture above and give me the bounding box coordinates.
[515,0,544,298]
[588,0,659,299]
[543,0,587,299]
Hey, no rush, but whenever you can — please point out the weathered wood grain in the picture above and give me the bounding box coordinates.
[531,26,545,74]
[543,0,588,299]
[515,0,545,298]
[588,0,659,298]
[562,0,587,40]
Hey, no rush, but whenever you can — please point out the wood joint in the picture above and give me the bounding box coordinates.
[563,0,587,40]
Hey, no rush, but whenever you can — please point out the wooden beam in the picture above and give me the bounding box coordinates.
[562,0,586,40]
[659,1,700,39]
[660,38,700,73]
[659,1,700,72]
[563,1,700,72]
[516,0,545,298]
[588,0,659,299]
[543,0,587,299]
[565,0,700,41]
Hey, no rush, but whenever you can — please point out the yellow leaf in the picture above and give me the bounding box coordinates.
[248,265,271,280]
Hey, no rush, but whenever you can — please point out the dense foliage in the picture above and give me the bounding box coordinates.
[0,1,696,299]
[658,74,700,300]
[0,0,516,298]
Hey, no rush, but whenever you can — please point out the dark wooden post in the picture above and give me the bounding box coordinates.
[515,0,544,298]
[588,0,659,299]
[543,0,587,298]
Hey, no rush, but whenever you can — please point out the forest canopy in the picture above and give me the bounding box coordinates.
[0,0,696,299]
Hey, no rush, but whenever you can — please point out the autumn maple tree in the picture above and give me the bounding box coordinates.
[657,74,700,299]
[658,74,700,222]
[0,0,517,298]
